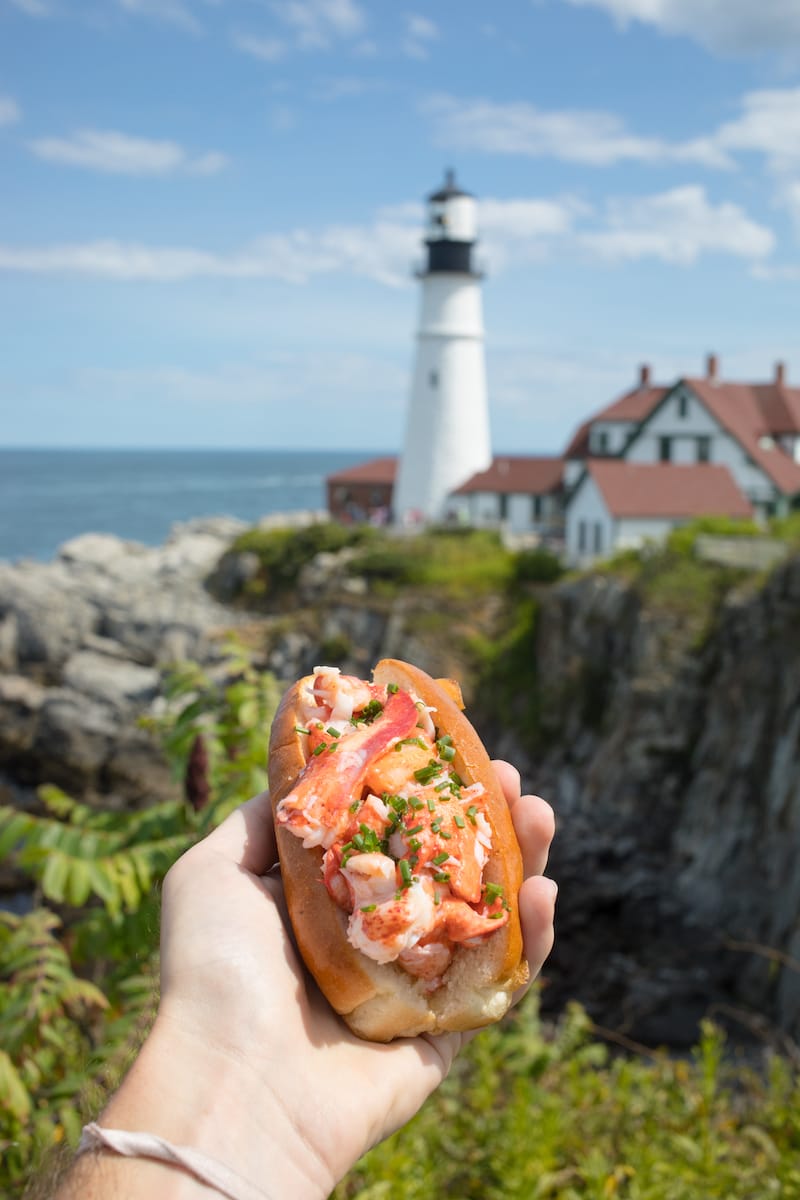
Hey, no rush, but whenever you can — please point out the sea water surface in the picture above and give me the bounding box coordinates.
[0,448,374,563]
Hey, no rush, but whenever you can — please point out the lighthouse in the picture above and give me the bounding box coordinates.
[393,170,492,524]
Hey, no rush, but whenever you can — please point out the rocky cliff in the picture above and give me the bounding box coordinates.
[2,528,799,1050]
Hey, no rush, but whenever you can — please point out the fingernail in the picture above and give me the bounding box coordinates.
[543,877,558,904]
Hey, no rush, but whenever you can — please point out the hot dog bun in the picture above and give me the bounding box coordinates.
[268,659,528,1041]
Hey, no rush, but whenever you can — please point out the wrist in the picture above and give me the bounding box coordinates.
[73,1010,335,1200]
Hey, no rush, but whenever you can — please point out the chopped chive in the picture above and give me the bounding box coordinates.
[438,830,452,840]
[431,820,442,833]
[326,726,341,738]
[359,699,384,724]
[360,904,377,913]
[432,851,449,866]
[488,911,504,919]
[409,797,425,811]
[433,871,450,883]
[405,824,424,836]
[439,745,456,762]
[467,805,478,824]
[453,813,465,828]
[427,797,436,812]
[387,682,399,694]
[433,891,441,905]
[414,760,441,785]
[409,838,422,852]
[399,859,412,887]
[349,800,360,813]
[313,742,327,756]
[294,725,310,735]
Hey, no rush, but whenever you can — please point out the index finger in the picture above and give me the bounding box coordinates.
[492,759,555,880]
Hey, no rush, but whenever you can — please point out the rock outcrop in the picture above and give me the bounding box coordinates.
[0,520,247,804]
[526,557,800,1049]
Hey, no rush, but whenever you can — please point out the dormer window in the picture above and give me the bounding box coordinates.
[678,393,689,419]
[592,428,609,454]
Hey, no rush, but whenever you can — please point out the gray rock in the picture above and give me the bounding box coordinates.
[62,650,160,711]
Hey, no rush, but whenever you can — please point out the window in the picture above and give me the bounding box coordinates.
[696,436,711,463]
[578,520,587,552]
[531,494,543,521]
[593,523,603,553]
[498,493,509,519]
[678,393,689,419]
[593,429,609,454]
[429,369,439,388]
[659,436,672,462]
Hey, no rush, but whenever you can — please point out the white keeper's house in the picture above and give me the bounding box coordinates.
[563,355,800,564]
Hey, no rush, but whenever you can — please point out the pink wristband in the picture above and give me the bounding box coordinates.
[78,1122,272,1200]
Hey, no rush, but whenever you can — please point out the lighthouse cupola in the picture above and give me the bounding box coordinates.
[393,170,492,525]
[423,169,481,277]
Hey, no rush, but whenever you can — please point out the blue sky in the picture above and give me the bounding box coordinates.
[3,0,800,453]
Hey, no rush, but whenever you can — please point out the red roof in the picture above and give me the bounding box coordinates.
[682,378,800,494]
[453,455,564,495]
[584,460,754,519]
[564,386,667,458]
[327,456,397,484]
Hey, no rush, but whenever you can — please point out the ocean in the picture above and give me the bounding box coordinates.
[0,448,375,563]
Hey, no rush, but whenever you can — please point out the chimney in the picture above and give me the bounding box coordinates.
[639,363,651,388]
[775,361,786,386]
[706,353,719,382]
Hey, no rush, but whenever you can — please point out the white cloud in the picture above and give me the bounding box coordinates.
[0,221,418,285]
[0,96,21,126]
[579,185,775,264]
[0,188,772,284]
[273,0,366,49]
[425,94,731,168]
[561,0,800,55]
[403,12,438,59]
[117,0,204,33]
[29,129,227,175]
[8,0,51,15]
[714,88,800,173]
[231,31,287,61]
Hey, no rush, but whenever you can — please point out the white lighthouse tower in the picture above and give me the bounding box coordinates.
[393,170,491,524]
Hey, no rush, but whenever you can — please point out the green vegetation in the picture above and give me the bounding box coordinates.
[598,518,765,644]
[334,1000,800,1199]
[0,642,278,1193]
[224,520,375,600]
[345,527,517,595]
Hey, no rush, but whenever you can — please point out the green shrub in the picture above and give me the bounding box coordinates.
[334,1001,800,1199]
[347,530,514,595]
[512,546,564,584]
[229,521,374,597]
[770,511,800,546]
[666,516,762,558]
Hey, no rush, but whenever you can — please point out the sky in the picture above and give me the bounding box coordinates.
[3,0,800,454]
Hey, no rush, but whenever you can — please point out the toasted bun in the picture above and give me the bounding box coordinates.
[268,659,528,1041]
